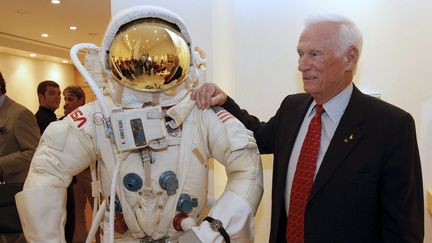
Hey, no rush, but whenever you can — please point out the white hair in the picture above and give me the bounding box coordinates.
[305,14,363,56]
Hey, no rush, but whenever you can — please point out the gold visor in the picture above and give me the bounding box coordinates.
[108,18,190,92]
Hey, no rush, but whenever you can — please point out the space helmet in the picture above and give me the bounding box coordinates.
[98,5,205,108]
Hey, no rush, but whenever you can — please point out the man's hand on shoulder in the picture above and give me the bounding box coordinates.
[191,83,227,109]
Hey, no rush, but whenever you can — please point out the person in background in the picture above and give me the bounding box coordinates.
[35,81,76,242]
[61,86,99,243]
[60,85,85,119]
[35,80,61,134]
[60,85,89,243]
[193,14,424,242]
[0,71,40,243]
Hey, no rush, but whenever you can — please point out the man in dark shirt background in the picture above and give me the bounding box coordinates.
[34,80,61,134]
[34,80,76,242]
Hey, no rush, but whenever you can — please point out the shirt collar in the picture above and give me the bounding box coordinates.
[0,94,5,107]
[39,105,55,113]
[307,83,353,123]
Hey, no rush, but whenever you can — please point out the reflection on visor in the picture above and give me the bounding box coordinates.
[108,18,191,92]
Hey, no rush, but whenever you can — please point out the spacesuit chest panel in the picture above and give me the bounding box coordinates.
[110,109,209,239]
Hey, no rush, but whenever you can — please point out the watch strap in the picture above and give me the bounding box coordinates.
[203,216,230,243]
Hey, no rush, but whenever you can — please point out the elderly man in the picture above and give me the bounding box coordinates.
[193,14,424,243]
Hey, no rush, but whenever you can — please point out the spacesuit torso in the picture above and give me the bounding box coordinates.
[17,94,263,243]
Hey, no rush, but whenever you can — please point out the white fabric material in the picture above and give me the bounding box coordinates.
[192,191,254,243]
[84,47,107,89]
[16,96,263,242]
[15,188,67,243]
[181,217,197,231]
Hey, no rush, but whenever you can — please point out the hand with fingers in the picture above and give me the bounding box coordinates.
[191,83,227,109]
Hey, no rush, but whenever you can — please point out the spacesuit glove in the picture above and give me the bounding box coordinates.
[192,191,254,243]
[15,187,67,243]
[178,229,202,243]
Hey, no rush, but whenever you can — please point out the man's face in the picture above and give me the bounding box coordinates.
[63,91,84,115]
[166,60,174,71]
[297,23,353,103]
[39,86,61,111]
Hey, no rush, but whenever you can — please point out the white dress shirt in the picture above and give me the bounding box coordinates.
[285,83,353,215]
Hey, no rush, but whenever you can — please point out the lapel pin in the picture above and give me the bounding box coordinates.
[344,134,354,143]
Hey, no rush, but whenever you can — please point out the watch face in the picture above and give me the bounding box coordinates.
[210,219,223,231]
[205,217,230,242]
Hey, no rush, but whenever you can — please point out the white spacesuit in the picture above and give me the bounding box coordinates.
[15,5,263,243]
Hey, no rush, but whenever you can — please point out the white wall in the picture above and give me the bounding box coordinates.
[228,1,432,242]
[111,0,432,242]
[0,52,75,117]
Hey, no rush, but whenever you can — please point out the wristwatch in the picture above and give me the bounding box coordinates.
[203,216,230,243]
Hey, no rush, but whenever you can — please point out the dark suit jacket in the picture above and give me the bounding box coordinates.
[163,66,183,85]
[223,85,424,243]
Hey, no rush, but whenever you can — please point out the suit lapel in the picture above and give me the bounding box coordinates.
[276,96,312,196]
[309,86,366,200]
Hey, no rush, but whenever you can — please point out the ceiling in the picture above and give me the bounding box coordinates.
[0,0,111,63]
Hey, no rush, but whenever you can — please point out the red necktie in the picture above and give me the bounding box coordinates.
[286,104,324,243]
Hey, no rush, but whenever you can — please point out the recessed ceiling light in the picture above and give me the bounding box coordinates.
[69,26,78,30]
[62,60,68,64]
[17,10,30,14]
[41,33,49,38]
[29,53,37,57]
[51,0,61,4]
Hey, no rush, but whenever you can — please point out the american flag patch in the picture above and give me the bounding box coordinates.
[211,106,234,123]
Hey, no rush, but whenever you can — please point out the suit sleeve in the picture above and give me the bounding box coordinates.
[0,109,40,177]
[380,112,424,242]
[223,96,282,154]
[16,117,97,243]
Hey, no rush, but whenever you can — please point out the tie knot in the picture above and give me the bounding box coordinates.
[315,104,324,116]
